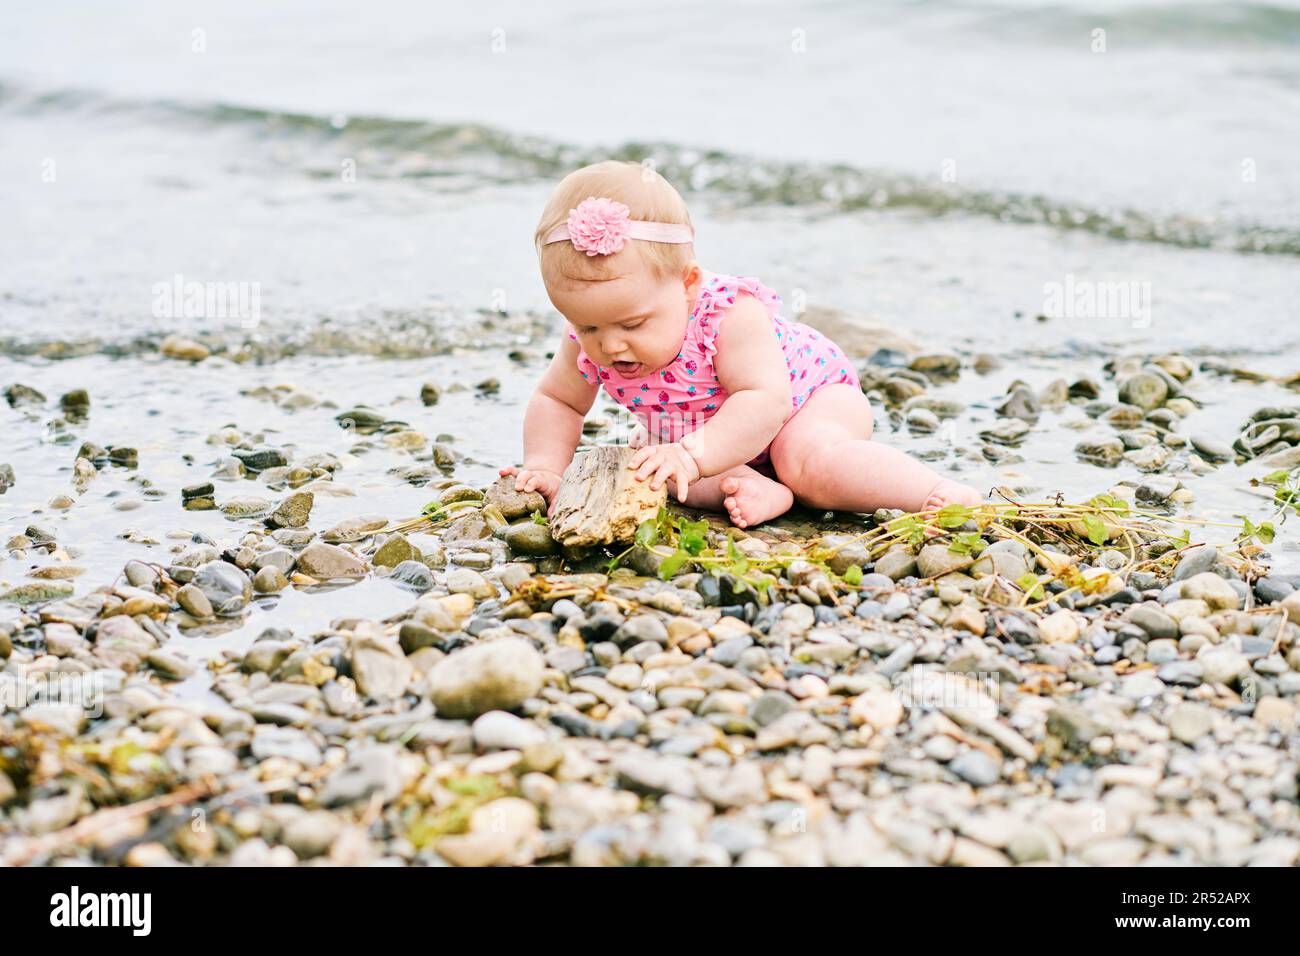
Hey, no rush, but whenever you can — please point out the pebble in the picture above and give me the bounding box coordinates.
[473,710,547,750]
[427,637,544,718]
[296,542,367,579]
[192,560,252,616]
[950,750,1000,786]
[1173,545,1217,581]
[1127,605,1179,641]
[1180,571,1239,610]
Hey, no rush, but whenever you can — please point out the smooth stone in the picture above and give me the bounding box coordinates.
[1145,639,1180,665]
[176,583,214,619]
[350,636,413,701]
[445,567,496,600]
[748,690,797,727]
[1197,646,1247,685]
[1190,434,1234,462]
[615,614,669,647]
[1255,576,1295,605]
[950,750,1000,787]
[373,533,419,568]
[503,521,557,556]
[1168,704,1215,744]
[192,560,252,616]
[1075,437,1124,467]
[473,710,546,750]
[220,495,273,518]
[1127,605,1178,641]
[318,745,402,807]
[995,384,1041,422]
[389,560,435,592]
[1180,571,1239,610]
[427,637,544,718]
[296,542,367,579]
[1173,546,1217,581]
[484,476,547,521]
[252,565,287,593]
[917,544,970,578]
[267,491,313,528]
[251,726,322,768]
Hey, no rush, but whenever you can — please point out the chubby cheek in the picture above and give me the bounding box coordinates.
[646,319,688,370]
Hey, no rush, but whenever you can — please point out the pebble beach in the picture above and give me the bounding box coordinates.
[2,333,1299,867]
[3,0,1299,868]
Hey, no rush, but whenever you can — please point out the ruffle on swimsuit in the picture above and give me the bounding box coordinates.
[565,271,860,467]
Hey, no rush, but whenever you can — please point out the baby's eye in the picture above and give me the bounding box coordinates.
[622,320,644,330]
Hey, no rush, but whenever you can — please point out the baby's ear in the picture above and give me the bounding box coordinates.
[681,261,702,289]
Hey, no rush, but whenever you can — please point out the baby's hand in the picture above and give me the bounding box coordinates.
[628,442,700,503]
[498,465,563,517]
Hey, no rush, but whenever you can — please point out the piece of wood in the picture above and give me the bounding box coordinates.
[549,445,666,548]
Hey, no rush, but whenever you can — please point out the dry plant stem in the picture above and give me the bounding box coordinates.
[2,779,220,867]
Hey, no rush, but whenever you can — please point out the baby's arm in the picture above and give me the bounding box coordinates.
[681,296,792,476]
[500,333,599,508]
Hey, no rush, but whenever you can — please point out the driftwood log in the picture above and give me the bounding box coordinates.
[549,445,667,548]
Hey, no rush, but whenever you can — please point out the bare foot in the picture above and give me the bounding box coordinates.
[920,478,983,535]
[922,478,983,512]
[719,472,794,529]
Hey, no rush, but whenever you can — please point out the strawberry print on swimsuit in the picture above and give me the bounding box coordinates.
[565,271,860,466]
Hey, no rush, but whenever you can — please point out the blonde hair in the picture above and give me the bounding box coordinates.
[535,160,695,288]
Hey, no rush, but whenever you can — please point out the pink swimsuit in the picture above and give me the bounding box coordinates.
[565,271,860,467]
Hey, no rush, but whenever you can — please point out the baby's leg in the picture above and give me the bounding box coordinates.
[770,384,982,514]
[668,464,793,529]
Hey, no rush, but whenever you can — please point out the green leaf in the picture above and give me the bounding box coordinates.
[1080,514,1108,546]
[842,564,862,586]
[1015,572,1044,601]
[635,518,658,547]
[946,531,984,556]
[678,518,709,555]
[657,549,688,580]
[726,536,750,575]
[887,515,918,536]
[1262,470,1291,487]
[1239,517,1276,545]
[1088,492,1129,514]
[531,509,549,526]
[935,504,972,528]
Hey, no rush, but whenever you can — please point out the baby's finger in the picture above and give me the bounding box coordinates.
[675,465,690,503]
[650,461,674,491]
[628,447,650,469]
[634,454,661,482]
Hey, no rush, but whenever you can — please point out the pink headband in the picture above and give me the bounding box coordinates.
[543,196,694,256]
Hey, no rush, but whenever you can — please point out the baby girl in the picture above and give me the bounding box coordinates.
[501,160,981,529]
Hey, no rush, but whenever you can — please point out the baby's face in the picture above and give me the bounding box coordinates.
[549,254,701,379]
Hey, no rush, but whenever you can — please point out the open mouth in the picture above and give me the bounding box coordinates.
[612,361,642,376]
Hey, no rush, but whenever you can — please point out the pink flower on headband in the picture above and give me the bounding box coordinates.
[566,197,631,256]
